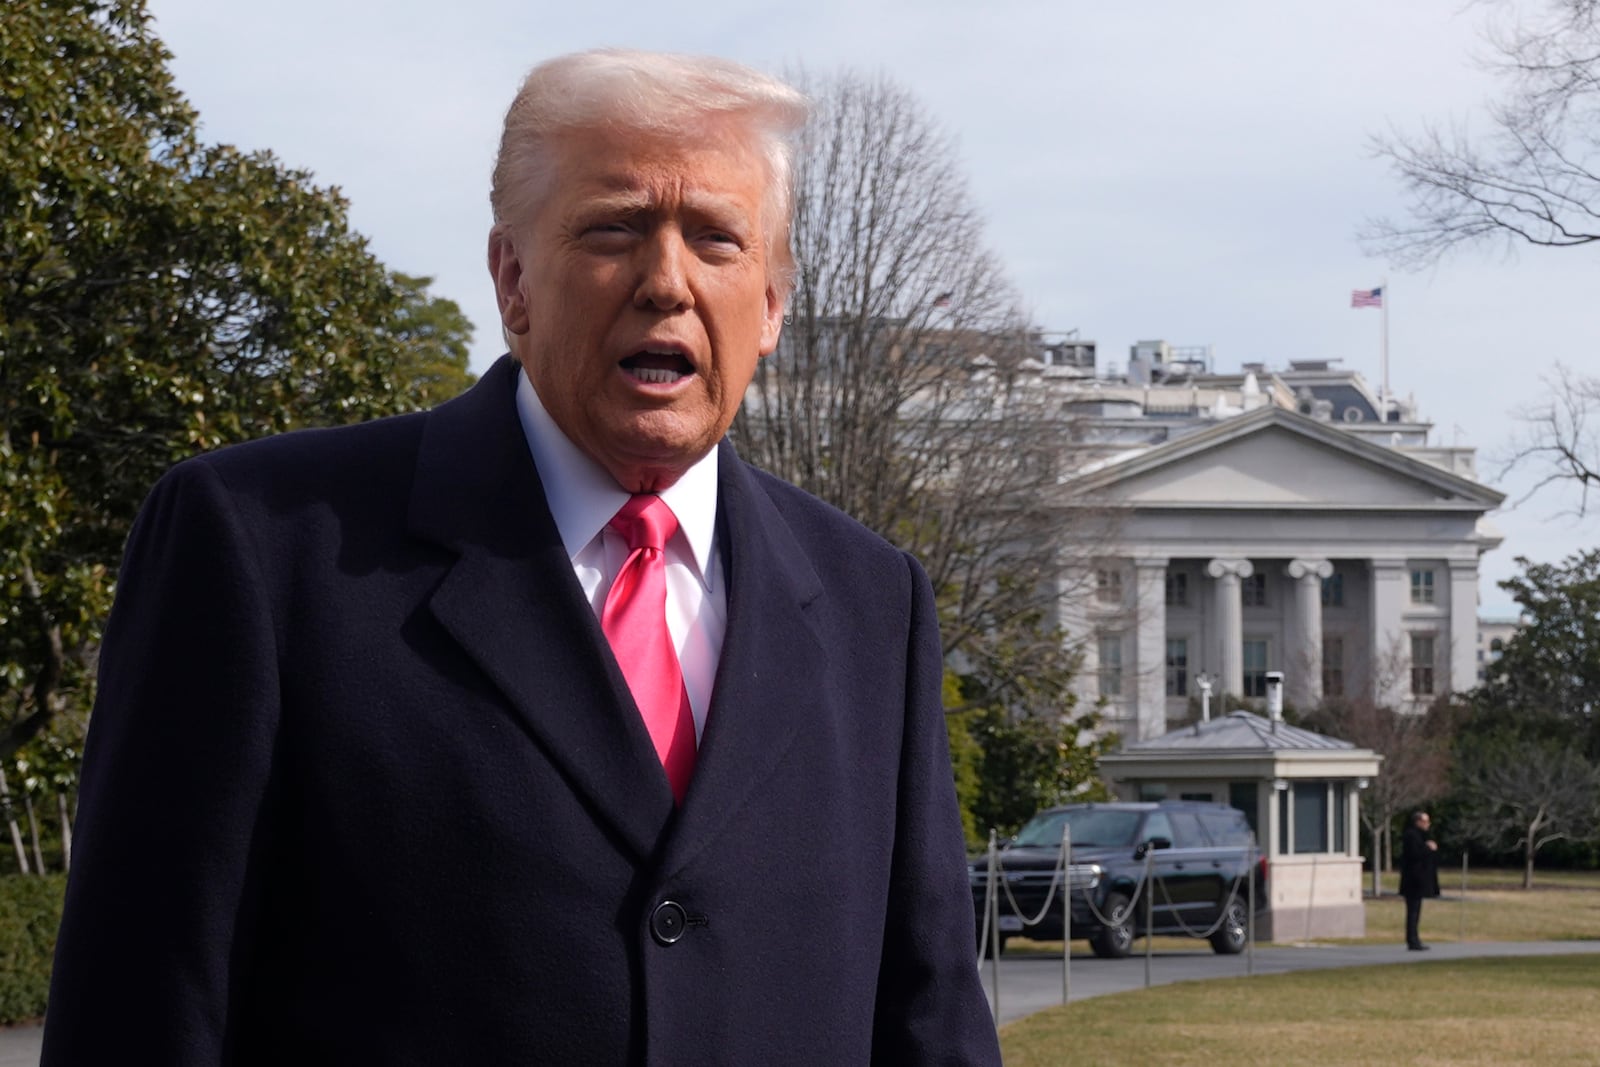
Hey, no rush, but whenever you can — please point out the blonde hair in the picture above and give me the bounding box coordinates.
[490,49,809,292]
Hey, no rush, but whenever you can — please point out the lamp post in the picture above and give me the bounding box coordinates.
[1196,673,1214,722]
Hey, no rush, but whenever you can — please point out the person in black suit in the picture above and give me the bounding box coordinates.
[1399,810,1440,950]
[42,50,1001,1064]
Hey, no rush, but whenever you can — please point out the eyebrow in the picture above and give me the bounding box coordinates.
[577,187,755,226]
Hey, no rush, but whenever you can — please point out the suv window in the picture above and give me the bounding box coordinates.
[1141,812,1174,846]
[1013,808,1142,848]
[1165,811,1206,848]
[1198,810,1254,847]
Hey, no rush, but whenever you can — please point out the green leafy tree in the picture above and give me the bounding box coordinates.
[0,1,470,761]
[959,704,1114,844]
[388,273,477,406]
[1476,549,1600,759]
[1445,550,1600,883]
[948,607,1113,843]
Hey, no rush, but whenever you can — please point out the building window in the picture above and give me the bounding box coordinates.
[1334,782,1348,852]
[1322,636,1345,697]
[1410,634,1436,697]
[1243,639,1269,697]
[1165,638,1188,697]
[1096,568,1123,605]
[1321,572,1344,607]
[1229,782,1260,841]
[1241,573,1267,607]
[1410,568,1435,604]
[1277,787,1290,853]
[1098,634,1124,697]
[1165,571,1188,607]
[1293,782,1329,853]
[1281,781,1347,855]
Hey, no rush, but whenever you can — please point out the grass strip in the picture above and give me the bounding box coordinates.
[1001,954,1600,1066]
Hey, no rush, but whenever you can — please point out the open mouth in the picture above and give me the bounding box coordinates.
[620,349,695,386]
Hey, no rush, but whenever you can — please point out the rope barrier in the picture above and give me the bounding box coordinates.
[1079,865,1149,928]
[1150,862,1249,941]
[975,835,1262,962]
[972,827,1275,1020]
[995,853,1068,927]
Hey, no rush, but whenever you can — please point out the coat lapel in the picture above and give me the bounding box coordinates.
[662,446,827,873]
[408,358,675,860]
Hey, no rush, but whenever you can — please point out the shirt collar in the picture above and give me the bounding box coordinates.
[514,368,719,591]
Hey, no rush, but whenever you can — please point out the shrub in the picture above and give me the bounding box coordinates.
[0,874,67,1025]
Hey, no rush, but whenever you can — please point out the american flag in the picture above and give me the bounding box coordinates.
[1351,287,1384,309]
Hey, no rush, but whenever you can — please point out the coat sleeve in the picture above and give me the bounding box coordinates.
[42,458,281,1065]
[871,552,1002,1065]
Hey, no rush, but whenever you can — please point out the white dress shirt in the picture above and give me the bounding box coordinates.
[514,370,725,742]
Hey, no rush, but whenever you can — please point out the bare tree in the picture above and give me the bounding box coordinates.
[734,70,1113,719]
[1455,737,1600,888]
[1500,362,1600,515]
[1302,694,1454,895]
[1364,0,1600,266]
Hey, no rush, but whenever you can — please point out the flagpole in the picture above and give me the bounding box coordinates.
[1380,277,1390,420]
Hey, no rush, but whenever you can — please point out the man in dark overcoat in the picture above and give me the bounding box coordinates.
[41,49,1001,1065]
[1399,809,1440,950]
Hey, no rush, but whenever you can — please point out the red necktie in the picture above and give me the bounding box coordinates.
[602,495,696,804]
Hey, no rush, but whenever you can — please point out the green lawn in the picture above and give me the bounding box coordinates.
[1000,869,1600,1065]
[1000,955,1600,1066]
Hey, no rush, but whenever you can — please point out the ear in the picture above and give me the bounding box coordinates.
[757,282,785,358]
[488,225,530,335]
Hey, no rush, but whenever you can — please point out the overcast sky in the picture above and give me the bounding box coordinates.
[142,0,1598,615]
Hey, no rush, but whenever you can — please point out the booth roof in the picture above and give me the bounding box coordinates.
[1121,710,1355,752]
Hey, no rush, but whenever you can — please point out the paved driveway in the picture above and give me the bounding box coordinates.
[983,939,1600,1024]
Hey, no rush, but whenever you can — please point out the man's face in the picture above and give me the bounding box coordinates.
[1418,813,1431,831]
[489,121,785,492]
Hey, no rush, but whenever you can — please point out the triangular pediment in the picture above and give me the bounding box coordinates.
[1070,408,1504,511]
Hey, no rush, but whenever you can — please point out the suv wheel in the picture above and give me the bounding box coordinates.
[1209,896,1248,955]
[1088,890,1135,959]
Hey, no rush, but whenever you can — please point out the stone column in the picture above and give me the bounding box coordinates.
[1448,559,1479,695]
[1056,562,1098,717]
[1368,559,1408,707]
[1133,559,1169,741]
[1286,558,1333,709]
[1206,558,1253,700]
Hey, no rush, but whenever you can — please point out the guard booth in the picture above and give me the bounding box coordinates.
[1098,680,1382,941]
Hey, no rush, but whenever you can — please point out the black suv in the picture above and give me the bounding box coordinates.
[970,801,1266,958]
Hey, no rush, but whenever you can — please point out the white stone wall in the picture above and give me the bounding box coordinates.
[1265,855,1366,941]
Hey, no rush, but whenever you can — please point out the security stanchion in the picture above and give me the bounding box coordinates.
[987,828,1000,1021]
[1459,854,1468,943]
[1247,843,1257,977]
[1143,848,1154,988]
[1061,821,1071,1005]
[1303,854,1318,943]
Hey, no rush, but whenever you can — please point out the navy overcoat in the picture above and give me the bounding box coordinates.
[43,357,1000,1065]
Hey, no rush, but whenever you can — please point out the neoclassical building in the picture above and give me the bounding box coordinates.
[744,325,1507,744]
[1045,344,1505,742]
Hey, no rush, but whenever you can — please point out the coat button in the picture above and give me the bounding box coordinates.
[651,900,688,945]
